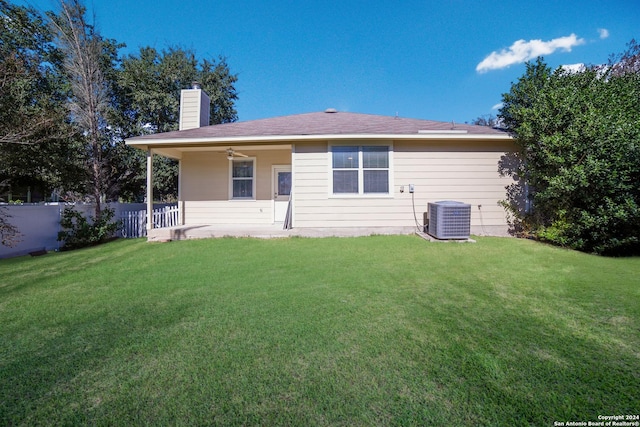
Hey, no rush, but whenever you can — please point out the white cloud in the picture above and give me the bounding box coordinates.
[476,34,586,73]
[491,103,503,110]
[560,63,586,73]
[598,28,609,39]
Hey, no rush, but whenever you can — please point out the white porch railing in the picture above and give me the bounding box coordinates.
[152,205,179,229]
[120,205,179,238]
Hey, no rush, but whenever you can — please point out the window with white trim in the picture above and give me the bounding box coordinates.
[331,145,389,194]
[230,159,255,199]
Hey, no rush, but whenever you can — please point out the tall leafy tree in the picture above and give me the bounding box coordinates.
[119,47,237,131]
[116,46,238,201]
[1,0,239,206]
[0,0,81,197]
[470,114,498,127]
[499,44,640,255]
[0,0,64,145]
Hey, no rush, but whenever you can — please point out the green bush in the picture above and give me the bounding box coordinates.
[57,207,120,251]
[499,43,640,256]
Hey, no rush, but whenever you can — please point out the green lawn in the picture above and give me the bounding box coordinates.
[1,236,638,426]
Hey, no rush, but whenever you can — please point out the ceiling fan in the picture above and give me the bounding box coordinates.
[225,148,248,160]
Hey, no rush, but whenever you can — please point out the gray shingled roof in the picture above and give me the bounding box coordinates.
[128,111,507,142]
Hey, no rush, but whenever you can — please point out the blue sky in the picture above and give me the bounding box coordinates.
[18,0,640,123]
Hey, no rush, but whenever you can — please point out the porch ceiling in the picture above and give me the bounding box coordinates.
[150,144,292,160]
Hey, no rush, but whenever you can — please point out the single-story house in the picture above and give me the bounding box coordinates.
[126,87,516,240]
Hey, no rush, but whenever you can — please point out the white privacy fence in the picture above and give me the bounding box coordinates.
[119,210,147,239]
[119,205,179,238]
[0,203,178,258]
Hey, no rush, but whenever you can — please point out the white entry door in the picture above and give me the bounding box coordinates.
[273,166,292,223]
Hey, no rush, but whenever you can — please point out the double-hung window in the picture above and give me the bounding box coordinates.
[231,159,255,199]
[332,145,389,195]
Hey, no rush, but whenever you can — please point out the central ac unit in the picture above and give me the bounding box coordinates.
[428,201,471,239]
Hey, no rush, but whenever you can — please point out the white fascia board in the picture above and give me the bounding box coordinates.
[126,132,512,148]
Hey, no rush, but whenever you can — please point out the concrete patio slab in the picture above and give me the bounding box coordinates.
[147,224,418,242]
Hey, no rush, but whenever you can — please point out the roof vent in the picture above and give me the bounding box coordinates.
[191,81,201,89]
[418,130,468,134]
[324,108,338,113]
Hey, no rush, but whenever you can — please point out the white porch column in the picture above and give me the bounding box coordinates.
[178,159,184,225]
[146,149,153,231]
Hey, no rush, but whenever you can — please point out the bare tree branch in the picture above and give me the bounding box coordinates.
[49,0,109,217]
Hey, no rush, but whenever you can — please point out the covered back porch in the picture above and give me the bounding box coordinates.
[144,143,294,236]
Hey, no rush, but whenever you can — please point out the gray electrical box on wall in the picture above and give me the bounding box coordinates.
[428,201,471,239]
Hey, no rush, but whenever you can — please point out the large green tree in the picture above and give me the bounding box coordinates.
[1,0,239,207]
[470,114,498,127]
[0,0,82,198]
[115,46,238,201]
[499,43,640,255]
[118,47,237,134]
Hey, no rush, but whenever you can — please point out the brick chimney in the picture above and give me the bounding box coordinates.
[179,82,210,130]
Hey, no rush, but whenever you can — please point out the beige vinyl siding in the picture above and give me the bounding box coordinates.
[292,142,328,200]
[254,150,292,198]
[183,200,273,224]
[181,152,229,200]
[292,140,515,235]
[179,89,210,131]
[293,141,408,228]
[180,149,291,224]
[395,141,513,235]
[176,140,515,234]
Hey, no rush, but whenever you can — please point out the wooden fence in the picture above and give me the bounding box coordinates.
[120,205,179,238]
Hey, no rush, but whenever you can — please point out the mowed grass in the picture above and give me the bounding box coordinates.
[1,236,639,426]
